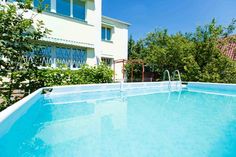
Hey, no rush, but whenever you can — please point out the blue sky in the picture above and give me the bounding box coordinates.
[102,0,236,40]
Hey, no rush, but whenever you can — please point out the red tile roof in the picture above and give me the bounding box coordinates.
[220,35,236,61]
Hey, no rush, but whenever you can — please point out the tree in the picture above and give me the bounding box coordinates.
[128,35,135,59]
[191,19,236,83]
[0,0,50,108]
[126,19,236,83]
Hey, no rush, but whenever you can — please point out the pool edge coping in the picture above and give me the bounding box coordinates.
[0,88,43,124]
[188,82,236,87]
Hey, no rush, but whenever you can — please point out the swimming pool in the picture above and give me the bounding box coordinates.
[0,82,236,157]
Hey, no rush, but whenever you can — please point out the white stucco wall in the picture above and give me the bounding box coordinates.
[33,0,101,65]
[36,13,97,46]
[101,16,129,80]
[2,0,129,80]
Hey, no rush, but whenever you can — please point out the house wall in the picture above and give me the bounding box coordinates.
[33,0,101,65]
[1,0,129,81]
[101,17,129,80]
[36,12,96,46]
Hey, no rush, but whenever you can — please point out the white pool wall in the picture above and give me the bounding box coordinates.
[0,89,43,137]
[45,81,181,95]
[188,82,236,91]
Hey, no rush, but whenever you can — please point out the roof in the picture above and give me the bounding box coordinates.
[102,16,131,26]
[220,35,236,61]
[41,36,94,49]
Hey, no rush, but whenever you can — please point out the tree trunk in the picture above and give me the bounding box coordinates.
[7,71,14,105]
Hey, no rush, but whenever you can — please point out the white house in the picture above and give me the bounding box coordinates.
[2,0,130,80]
[33,0,130,80]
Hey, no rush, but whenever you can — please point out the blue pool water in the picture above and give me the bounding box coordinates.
[1,88,236,157]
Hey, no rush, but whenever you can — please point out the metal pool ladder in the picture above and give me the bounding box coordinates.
[163,70,171,90]
[172,70,182,89]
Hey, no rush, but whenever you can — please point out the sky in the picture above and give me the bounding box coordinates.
[102,0,236,40]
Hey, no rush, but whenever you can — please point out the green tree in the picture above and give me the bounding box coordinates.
[0,0,50,108]
[126,19,236,83]
[191,19,236,82]
[128,35,136,59]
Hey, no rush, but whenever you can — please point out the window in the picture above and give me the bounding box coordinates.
[73,0,86,20]
[102,27,112,41]
[34,0,51,11]
[101,57,113,67]
[55,47,71,67]
[71,49,87,68]
[55,0,86,20]
[34,0,86,20]
[102,27,106,40]
[107,28,111,40]
[56,0,71,16]
[38,46,87,68]
[40,47,53,66]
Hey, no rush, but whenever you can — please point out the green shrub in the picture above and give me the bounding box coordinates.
[1,64,113,111]
[13,64,114,93]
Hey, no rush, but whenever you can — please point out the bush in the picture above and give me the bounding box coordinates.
[0,64,113,111]
[14,64,114,91]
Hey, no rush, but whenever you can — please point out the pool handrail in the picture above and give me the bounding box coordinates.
[163,70,171,90]
[172,70,182,89]
[172,70,182,82]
